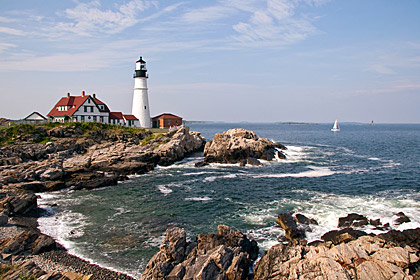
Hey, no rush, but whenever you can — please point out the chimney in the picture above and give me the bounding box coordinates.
[82,91,85,97]
[93,93,96,99]
[67,92,70,98]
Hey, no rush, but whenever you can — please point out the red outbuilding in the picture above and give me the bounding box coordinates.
[152,113,183,129]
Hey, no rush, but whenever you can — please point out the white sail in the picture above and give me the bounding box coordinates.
[331,120,340,132]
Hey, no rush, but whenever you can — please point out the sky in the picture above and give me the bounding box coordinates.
[1,0,420,123]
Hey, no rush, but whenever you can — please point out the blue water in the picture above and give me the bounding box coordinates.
[38,123,420,278]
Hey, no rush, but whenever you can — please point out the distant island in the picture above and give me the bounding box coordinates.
[274,122,318,125]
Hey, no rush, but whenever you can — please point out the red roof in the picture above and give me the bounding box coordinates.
[123,114,138,120]
[109,112,124,119]
[47,94,110,117]
[152,113,182,120]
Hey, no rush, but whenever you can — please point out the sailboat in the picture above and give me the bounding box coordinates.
[331,120,340,132]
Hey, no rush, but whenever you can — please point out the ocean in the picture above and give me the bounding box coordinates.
[37,123,420,278]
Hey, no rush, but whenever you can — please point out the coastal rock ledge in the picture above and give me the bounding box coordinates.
[140,225,258,280]
[202,128,286,166]
[254,229,420,280]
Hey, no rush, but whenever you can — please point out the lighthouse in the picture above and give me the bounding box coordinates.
[132,56,151,128]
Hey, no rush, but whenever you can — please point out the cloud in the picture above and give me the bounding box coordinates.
[367,64,396,75]
[229,0,319,46]
[181,6,235,23]
[353,83,420,95]
[0,26,25,36]
[0,43,16,52]
[0,16,16,23]
[49,0,158,36]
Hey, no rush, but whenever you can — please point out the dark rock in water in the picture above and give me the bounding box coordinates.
[247,157,262,166]
[140,225,258,280]
[294,213,318,225]
[194,161,208,168]
[203,128,286,164]
[276,150,286,159]
[276,213,305,241]
[338,213,368,228]
[321,227,368,245]
[394,212,411,225]
[369,218,382,226]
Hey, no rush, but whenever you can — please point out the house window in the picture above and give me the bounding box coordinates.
[100,116,103,122]
[81,116,85,121]
[90,106,94,112]
[84,106,87,112]
[93,116,97,122]
[88,99,90,104]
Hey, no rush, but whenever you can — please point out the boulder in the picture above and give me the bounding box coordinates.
[338,213,369,228]
[394,212,411,225]
[203,128,286,164]
[194,161,209,168]
[140,225,258,280]
[294,213,318,225]
[247,157,262,166]
[321,227,368,245]
[276,213,305,241]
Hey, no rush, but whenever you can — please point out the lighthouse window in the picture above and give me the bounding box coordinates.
[144,106,147,110]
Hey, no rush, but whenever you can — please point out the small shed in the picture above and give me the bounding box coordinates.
[152,113,183,129]
[22,112,47,124]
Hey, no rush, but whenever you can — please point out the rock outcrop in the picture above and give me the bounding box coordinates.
[140,225,258,280]
[203,128,286,165]
[254,228,420,280]
[0,126,205,192]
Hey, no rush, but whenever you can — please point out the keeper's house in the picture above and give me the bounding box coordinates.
[47,91,140,127]
[152,113,183,129]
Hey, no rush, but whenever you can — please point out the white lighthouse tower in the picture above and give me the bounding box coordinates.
[132,56,151,128]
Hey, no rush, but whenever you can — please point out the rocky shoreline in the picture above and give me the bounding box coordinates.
[1,123,206,279]
[1,125,420,279]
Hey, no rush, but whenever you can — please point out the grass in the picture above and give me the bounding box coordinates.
[0,122,167,146]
